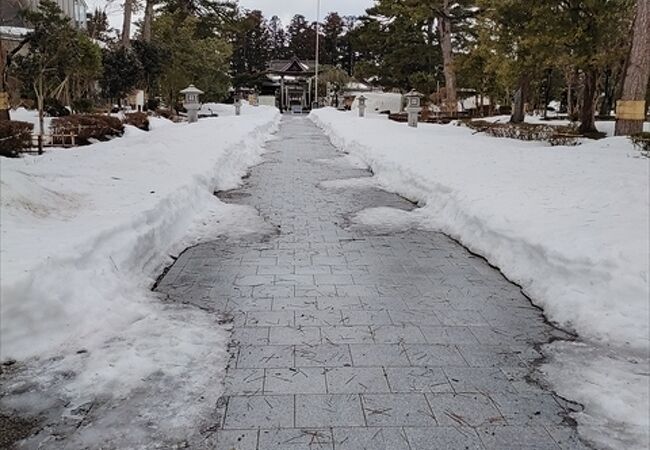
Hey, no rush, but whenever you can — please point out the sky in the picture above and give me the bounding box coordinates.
[237,0,375,24]
[87,0,375,33]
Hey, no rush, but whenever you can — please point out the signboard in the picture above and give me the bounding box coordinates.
[616,100,646,121]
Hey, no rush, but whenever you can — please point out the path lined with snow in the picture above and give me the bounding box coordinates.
[156,117,588,449]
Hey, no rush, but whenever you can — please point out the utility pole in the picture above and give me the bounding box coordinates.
[314,0,320,108]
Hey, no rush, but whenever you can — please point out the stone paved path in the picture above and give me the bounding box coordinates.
[156,117,589,450]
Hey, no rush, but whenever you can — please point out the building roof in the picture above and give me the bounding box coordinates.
[267,57,317,75]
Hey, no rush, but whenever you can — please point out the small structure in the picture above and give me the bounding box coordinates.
[358,95,367,118]
[262,57,317,112]
[180,84,203,123]
[405,90,423,128]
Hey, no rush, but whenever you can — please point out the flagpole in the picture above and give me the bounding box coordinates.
[314,0,320,108]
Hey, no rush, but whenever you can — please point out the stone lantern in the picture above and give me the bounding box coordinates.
[234,95,242,116]
[358,95,367,118]
[180,84,203,123]
[405,90,423,128]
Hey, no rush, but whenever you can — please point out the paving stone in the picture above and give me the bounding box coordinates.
[404,344,468,367]
[427,393,505,427]
[258,428,333,449]
[246,310,294,327]
[349,344,411,367]
[362,393,435,426]
[419,325,481,345]
[321,325,374,344]
[406,426,485,449]
[385,366,453,393]
[477,426,560,449]
[237,345,293,369]
[445,367,518,394]
[295,344,352,367]
[216,429,258,450]
[545,426,593,449]
[269,326,321,345]
[339,310,392,326]
[223,368,265,395]
[491,393,567,426]
[295,310,342,327]
[325,367,389,394]
[295,394,365,427]
[272,297,318,311]
[265,368,327,394]
[223,395,293,429]
[332,427,411,450]
[231,327,269,346]
[370,324,427,344]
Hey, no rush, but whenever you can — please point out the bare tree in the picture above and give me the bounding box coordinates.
[615,0,650,136]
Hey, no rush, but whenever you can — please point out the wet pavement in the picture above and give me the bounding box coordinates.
[155,116,589,449]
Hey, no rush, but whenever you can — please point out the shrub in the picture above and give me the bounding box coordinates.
[630,132,650,157]
[0,120,33,157]
[123,112,150,131]
[51,114,124,145]
[72,98,95,114]
[146,98,160,111]
[155,108,175,120]
[43,98,70,117]
[466,120,580,146]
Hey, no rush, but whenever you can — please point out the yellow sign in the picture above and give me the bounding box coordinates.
[616,100,646,121]
[0,92,9,110]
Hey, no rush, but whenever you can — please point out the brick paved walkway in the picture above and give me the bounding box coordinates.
[156,117,588,449]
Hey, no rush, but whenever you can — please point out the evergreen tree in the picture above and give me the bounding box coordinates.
[268,16,289,60]
[321,12,344,67]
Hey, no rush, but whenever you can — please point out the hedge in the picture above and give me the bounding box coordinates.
[630,132,650,157]
[0,121,34,157]
[465,120,580,146]
[123,112,150,131]
[51,114,124,145]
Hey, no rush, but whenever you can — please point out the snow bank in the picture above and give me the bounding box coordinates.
[310,107,649,449]
[311,108,649,351]
[0,105,280,446]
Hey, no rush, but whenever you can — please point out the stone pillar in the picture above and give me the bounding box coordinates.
[180,84,203,123]
[405,90,423,128]
[235,97,242,116]
[358,95,367,118]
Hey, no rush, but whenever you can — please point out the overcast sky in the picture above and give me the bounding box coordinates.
[88,0,375,32]
[237,0,375,24]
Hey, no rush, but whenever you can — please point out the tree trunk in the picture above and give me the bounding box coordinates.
[142,0,154,42]
[511,75,529,123]
[599,69,612,117]
[36,77,44,154]
[543,69,552,119]
[615,0,650,136]
[0,40,10,121]
[437,0,457,113]
[579,68,598,135]
[122,0,133,47]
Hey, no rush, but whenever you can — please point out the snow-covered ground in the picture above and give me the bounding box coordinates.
[310,108,650,450]
[1,105,280,447]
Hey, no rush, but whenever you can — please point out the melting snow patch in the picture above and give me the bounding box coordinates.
[349,206,421,234]
[542,341,650,450]
[320,176,378,190]
[315,154,368,169]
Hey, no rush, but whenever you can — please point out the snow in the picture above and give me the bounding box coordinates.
[0,104,280,447]
[310,107,650,449]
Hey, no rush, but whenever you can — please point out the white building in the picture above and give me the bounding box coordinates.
[0,0,88,29]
